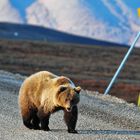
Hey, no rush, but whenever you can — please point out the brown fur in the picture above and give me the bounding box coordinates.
[18,71,81,133]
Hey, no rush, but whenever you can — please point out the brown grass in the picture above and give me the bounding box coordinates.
[0,39,140,103]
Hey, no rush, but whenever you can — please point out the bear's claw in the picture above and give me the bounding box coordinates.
[42,127,51,131]
[68,129,78,133]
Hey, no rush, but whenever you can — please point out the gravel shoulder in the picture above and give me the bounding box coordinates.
[0,70,140,140]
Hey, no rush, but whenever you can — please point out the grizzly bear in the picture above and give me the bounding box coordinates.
[18,71,81,133]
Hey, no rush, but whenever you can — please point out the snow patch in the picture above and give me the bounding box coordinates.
[0,0,23,23]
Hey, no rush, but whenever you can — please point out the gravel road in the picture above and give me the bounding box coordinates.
[0,70,140,140]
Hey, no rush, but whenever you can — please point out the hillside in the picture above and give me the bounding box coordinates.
[0,70,140,140]
[0,39,140,104]
[1,0,140,45]
[0,22,128,47]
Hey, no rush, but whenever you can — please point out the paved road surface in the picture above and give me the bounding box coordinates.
[0,71,140,140]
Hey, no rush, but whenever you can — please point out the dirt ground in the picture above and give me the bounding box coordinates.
[0,70,140,140]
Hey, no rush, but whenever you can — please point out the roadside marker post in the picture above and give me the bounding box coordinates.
[138,8,140,17]
[138,94,140,107]
[104,32,140,95]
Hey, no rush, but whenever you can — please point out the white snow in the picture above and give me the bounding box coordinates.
[0,0,23,23]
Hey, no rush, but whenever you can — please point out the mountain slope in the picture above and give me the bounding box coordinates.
[0,22,128,47]
[0,0,140,46]
[26,0,140,46]
[17,0,140,44]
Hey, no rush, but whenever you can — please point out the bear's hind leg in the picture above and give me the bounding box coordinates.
[32,110,40,130]
[22,107,40,130]
[22,113,33,129]
[20,95,34,129]
[37,107,51,131]
[64,106,78,133]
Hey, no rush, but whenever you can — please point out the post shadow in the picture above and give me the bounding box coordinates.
[78,129,140,135]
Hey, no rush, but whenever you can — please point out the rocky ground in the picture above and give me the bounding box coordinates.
[0,70,140,140]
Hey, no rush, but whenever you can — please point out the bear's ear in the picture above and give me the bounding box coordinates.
[58,86,67,93]
[74,86,81,94]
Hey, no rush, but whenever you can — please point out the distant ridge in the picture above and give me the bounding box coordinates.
[0,22,128,47]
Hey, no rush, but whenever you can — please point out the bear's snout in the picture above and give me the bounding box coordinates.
[66,107,72,112]
[65,102,73,112]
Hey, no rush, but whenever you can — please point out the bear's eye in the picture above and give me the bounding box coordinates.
[59,86,67,93]
[71,99,75,104]
[65,98,69,102]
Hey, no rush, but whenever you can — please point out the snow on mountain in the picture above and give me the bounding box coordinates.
[26,0,140,46]
[26,0,124,44]
[101,0,140,44]
[0,0,23,23]
[0,0,140,46]
[26,1,56,28]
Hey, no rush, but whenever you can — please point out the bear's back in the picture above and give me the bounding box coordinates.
[19,71,58,106]
[24,71,57,85]
[29,71,57,81]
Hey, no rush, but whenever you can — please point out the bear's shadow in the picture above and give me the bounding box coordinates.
[51,129,140,135]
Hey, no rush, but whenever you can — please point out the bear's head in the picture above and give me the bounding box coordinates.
[55,76,81,112]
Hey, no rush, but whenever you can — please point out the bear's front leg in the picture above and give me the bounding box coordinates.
[37,107,51,131]
[64,106,78,133]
